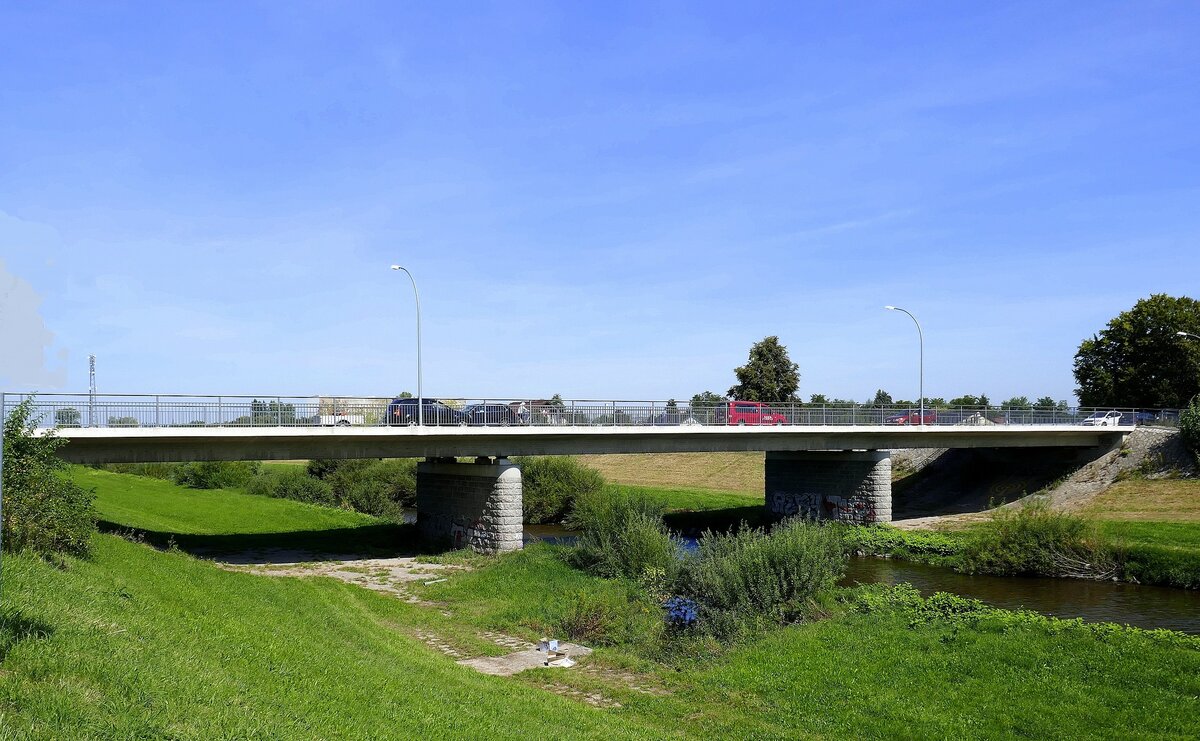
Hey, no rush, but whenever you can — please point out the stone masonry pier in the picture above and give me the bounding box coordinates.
[765,450,892,524]
[416,457,523,554]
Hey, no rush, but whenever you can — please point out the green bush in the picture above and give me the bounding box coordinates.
[171,461,261,489]
[567,490,679,579]
[677,519,845,638]
[959,501,1118,578]
[247,469,336,506]
[1121,544,1200,590]
[839,524,963,563]
[2,398,96,558]
[1180,397,1200,457]
[556,590,632,646]
[95,462,180,480]
[513,456,604,524]
[324,459,417,520]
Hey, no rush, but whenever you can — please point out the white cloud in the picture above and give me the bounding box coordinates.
[0,258,66,389]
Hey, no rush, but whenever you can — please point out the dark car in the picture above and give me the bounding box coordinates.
[385,397,468,426]
[464,403,521,426]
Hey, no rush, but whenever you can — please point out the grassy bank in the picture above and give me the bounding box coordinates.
[577,452,762,493]
[3,470,1198,737]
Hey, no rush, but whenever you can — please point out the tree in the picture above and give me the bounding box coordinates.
[727,336,800,401]
[1027,395,1065,412]
[870,389,893,406]
[251,399,296,425]
[549,394,565,409]
[1001,396,1030,408]
[3,398,96,557]
[54,407,81,427]
[949,394,990,407]
[1073,294,1200,408]
[809,393,829,404]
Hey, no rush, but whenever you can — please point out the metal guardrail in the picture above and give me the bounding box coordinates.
[1,393,1174,430]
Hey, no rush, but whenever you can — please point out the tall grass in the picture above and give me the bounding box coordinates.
[678,518,845,637]
[566,489,679,579]
[514,456,605,524]
[959,500,1119,579]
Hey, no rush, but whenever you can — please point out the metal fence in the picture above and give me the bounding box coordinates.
[1,393,1176,430]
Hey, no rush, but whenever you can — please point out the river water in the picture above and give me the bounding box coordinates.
[522,525,1200,634]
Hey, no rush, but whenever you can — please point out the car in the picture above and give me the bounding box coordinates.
[725,401,788,426]
[884,410,937,425]
[385,397,468,426]
[1081,410,1123,427]
[464,403,521,426]
[1131,411,1157,425]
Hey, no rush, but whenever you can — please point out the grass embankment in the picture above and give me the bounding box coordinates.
[577,452,762,493]
[844,479,1200,588]
[3,470,1198,738]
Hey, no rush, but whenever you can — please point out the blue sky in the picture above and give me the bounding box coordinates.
[2,1,1198,403]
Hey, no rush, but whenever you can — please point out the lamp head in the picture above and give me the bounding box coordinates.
[884,305,897,311]
[1179,331,1190,337]
[390,265,403,270]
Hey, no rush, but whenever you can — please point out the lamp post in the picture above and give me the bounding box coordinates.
[1178,331,1200,341]
[885,305,924,426]
[391,265,423,427]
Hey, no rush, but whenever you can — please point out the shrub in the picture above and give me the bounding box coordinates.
[247,469,336,506]
[567,490,679,579]
[557,590,629,645]
[513,456,604,524]
[677,518,845,638]
[323,459,417,520]
[839,524,962,562]
[171,461,261,489]
[95,462,179,480]
[2,398,96,558]
[959,500,1118,579]
[1180,397,1200,457]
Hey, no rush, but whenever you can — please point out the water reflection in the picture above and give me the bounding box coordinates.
[520,525,1199,634]
[842,558,1200,634]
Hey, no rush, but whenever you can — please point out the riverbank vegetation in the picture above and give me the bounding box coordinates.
[2,469,1197,738]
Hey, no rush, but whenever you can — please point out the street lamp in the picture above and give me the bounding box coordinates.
[1177,331,1200,341]
[885,305,924,426]
[391,265,423,426]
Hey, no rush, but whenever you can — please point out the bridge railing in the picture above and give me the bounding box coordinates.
[2,393,1176,430]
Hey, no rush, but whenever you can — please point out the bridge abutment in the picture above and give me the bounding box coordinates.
[766,450,891,524]
[416,457,523,554]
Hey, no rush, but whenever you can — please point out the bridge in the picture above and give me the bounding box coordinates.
[7,393,1145,554]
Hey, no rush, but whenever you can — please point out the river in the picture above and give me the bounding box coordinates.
[523,525,1200,634]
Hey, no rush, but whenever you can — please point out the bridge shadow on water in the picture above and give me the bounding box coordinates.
[97,520,433,564]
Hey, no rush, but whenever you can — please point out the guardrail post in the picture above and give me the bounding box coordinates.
[155,395,161,427]
[218,396,223,427]
[276,396,282,426]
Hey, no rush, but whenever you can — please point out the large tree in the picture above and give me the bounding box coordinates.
[1073,294,1200,408]
[728,336,800,401]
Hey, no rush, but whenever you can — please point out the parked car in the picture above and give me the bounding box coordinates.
[385,397,468,426]
[464,403,521,426]
[1130,411,1157,425]
[1081,410,1123,427]
[724,401,788,426]
[884,410,937,425]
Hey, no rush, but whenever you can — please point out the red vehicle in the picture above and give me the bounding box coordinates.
[723,401,788,426]
[884,409,937,425]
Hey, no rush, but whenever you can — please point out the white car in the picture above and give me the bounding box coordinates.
[1081,410,1123,427]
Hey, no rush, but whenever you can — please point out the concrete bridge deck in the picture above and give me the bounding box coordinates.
[45,424,1130,464]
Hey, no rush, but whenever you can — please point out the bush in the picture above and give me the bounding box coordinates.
[959,501,1118,579]
[2,398,96,558]
[1180,397,1200,457]
[677,519,845,638]
[557,590,633,646]
[247,469,336,506]
[95,462,179,480]
[171,461,261,489]
[839,524,962,563]
[324,459,417,520]
[567,490,679,579]
[513,456,604,524]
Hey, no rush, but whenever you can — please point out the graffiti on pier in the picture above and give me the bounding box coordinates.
[770,491,876,523]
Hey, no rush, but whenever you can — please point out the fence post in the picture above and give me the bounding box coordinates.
[156,395,161,427]
[218,396,223,427]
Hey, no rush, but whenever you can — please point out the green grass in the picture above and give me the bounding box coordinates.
[2,470,1197,738]
[606,483,758,512]
[74,467,375,535]
[1101,520,1200,552]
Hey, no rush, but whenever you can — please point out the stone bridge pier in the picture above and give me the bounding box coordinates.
[765,450,891,524]
[416,457,523,554]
